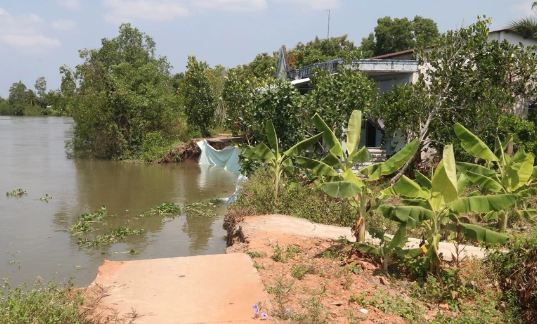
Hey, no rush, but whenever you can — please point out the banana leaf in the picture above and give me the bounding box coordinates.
[312,113,343,157]
[364,139,419,180]
[415,170,432,190]
[265,121,280,159]
[454,123,498,162]
[381,176,430,199]
[284,132,324,157]
[377,205,435,229]
[517,209,537,220]
[356,243,380,255]
[456,162,497,177]
[296,157,339,177]
[447,194,517,213]
[243,143,276,161]
[321,181,362,198]
[346,110,362,157]
[430,146,458,211]
[320,153,344,169]
[466,171,503,192]
[349,146,372,164]
[447,223,508,244]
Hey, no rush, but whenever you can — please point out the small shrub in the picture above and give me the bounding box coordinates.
[291,264,315,280]
[488,228,537,323]
[0,280,87,324]
[271,244,286,263]
[266,276,294,320]
[286,245,301,259]
[291,297,330,324]
[247,251,266,258]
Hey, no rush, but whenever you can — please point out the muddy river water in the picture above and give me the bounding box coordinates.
[0,117,238,286]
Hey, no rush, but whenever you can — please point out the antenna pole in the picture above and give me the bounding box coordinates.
[326,9,331,39]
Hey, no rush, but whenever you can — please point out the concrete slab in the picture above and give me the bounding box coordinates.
[239,215,487,261]
[91,254,269,324]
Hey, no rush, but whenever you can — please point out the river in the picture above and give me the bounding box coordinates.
[0,117,238,286]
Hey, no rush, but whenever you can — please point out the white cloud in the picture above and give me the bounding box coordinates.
[193,0,267,12]
[52,19,78,31]
[282,0,340,10]
[101,0,339,24]
[0,8,61,54]
[102,0,189,24]
[58,0,83,11]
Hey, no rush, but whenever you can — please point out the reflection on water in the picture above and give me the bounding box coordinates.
[0,117,238,286]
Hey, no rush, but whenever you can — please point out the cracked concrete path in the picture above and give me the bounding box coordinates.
[90,254,269,324]
[238,215,487,261]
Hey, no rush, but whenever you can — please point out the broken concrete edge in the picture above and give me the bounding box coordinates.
[224,214,488,261]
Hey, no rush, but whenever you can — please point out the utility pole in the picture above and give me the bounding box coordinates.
[325,9,331,39]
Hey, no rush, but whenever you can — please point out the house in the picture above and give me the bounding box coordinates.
[277,28,536,161]
[275,47,418,157]
[369,29,537,117]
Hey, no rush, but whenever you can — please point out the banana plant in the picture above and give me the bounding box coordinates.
[241,120,323,200]
[454,123,537,230]
[376,144,515,272]
[295,110,420,242]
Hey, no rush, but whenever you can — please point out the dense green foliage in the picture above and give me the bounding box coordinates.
[489,228,537,323]
[180,56,217,136]
[305,68,379,139]
[231,169,357,226]
[373,17,537,181]
[64,23,181,159]
[0,281,88,324]
[286,35,361,69]
[359,16,439,57]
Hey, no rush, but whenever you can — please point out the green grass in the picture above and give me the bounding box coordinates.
[0,280,88,324]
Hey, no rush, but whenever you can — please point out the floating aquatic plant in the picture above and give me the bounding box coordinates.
[6,189,27,198]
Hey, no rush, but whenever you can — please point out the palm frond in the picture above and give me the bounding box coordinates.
[508,16,537,39]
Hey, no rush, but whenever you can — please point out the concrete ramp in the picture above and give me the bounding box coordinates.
[91,254,268,324]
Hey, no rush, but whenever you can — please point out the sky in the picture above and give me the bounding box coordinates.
[0,0,534,97]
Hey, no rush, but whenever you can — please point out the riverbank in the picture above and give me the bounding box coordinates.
[157,135,244,163]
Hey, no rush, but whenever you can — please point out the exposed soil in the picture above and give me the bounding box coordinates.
[227,216,455,323]
[159,135,245,163]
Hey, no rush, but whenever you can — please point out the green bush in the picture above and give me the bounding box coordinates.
[230,168,357,226]
[0,280,87,324]
[65,24,182,159]
[488,228,537,323]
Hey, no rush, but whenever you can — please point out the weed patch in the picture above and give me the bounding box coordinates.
[5,189,27,198]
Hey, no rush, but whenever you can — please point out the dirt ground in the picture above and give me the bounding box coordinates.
[227,216,456,323]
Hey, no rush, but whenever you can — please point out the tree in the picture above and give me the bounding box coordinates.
[286,35,361,69]
[64,23,179,159]
[205,65,227,126]
[359,16,439,57]
[0,96,11,115]
[304,68,379,139]
[8,81,28,116]
[375,17,537,183]
[35,77,47,98]
[248,52,278,79]
[181,56,216,137]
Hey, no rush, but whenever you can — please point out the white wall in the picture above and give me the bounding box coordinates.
[489,30,537,48]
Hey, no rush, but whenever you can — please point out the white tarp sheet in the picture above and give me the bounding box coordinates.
[197,140,241,175]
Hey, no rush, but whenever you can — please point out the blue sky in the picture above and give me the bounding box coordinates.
[0,0,533,97]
